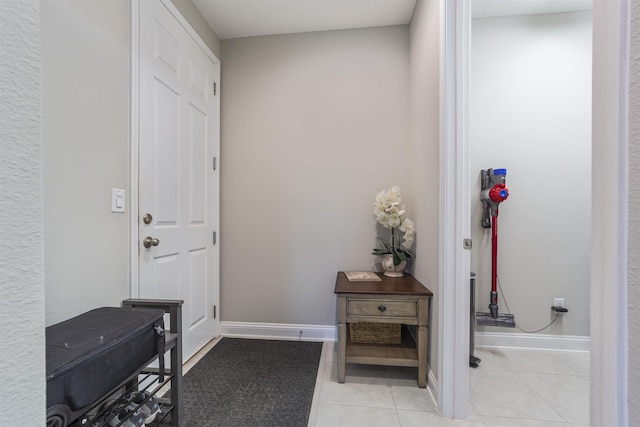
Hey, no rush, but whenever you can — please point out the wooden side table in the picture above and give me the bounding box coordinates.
[334,272,433,388]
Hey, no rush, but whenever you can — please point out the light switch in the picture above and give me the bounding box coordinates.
[112,188,125,213]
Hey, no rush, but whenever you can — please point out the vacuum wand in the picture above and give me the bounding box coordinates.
[476,168,515,328]
[489,215,499,319]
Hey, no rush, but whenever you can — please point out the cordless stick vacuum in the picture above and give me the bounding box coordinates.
[476,168,516,328]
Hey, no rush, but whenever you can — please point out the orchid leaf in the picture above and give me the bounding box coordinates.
[392,252,401,266]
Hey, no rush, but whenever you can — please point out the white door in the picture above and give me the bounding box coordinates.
[138,0,220,361]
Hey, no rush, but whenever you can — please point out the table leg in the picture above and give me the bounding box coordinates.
[417,325,428,388]
[337,323,346,383]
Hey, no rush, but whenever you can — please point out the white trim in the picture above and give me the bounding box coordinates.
[427,369,438,405]
[129,0,140,298]
[475,332,590,353]
[220,321,336,342]
[160,0,219,64]
[438,0,471,420]
[591,0,629,425]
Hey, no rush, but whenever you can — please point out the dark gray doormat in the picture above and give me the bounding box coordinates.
[181,338,323,427]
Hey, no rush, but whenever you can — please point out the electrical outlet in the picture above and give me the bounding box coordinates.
[554,298,565,308]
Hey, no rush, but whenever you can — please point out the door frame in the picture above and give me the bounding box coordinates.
[130,0,141,296]
[129,0,221,334]
[590,0,629,424]
[440,0,629,422]
[438,0,471,419]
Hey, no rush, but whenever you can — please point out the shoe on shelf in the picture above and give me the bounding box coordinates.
[125,391,161,424]
[105,402,145,427]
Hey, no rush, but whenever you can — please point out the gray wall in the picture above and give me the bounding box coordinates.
[409,0,442,379]
[41,0,220,326]
[629,0,640,422]
[0,1,45,424]
[220,26,412,326]
[471,11,592,337]
[219,0,443,381]
[41,0,132,325]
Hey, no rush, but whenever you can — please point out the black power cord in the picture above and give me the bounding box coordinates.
[497,276,562,334]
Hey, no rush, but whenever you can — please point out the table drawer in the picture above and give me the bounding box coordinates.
[348,299,417,318]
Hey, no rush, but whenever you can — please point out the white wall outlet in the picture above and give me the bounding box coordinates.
[111,188,125,213]
[554,298,565,308]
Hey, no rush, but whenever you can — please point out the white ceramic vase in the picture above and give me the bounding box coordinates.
[381,254,406,277]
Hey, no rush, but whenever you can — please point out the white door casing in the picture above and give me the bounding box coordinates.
[133,0,220,362]
[590,0,629,424]
[440,0,629,423]
[438,0,471,419]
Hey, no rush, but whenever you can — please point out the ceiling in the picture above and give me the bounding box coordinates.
[472,0,592,19]
[192,0,593,41]
[192,0,417,40]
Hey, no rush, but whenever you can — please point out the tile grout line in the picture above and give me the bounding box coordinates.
[514,370,583,425]
[503,348,577,424]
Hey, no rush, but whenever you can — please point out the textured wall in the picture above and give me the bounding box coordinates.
[628,0,640,422]
[409,0,442,379]
[0,1,46,424]
[220,26,411,326]
[471,11,592,337]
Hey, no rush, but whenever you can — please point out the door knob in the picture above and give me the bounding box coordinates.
[142,213,153,224]
[143,236,160,248]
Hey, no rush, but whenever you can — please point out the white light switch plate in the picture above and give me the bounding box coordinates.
[112,188,125,213]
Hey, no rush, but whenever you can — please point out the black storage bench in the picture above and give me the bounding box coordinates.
[45,300,183,427]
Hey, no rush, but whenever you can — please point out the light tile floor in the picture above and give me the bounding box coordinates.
[183,338,590,427]
[307,341,590,427]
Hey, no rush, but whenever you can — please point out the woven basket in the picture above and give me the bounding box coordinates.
[349,322,401,345]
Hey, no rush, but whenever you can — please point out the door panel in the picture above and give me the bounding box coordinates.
[188,106,207,223]
[139,251,180,302]
[188,248,207,326]
[153,81,180,225]
[154,23,180,74]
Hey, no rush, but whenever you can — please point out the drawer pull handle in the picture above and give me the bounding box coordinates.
[378,306,387,312]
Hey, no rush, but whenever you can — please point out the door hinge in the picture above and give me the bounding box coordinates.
[213,82,217,96]
[213,231,217,245]
[213,156,217,171]
[463,238,472,250]
[213,305,217,319]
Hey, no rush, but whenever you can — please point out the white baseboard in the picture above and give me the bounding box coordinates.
[221,322,590,352]
[427,367,438,402]
[220,321,336,342]
[475,331,590,352]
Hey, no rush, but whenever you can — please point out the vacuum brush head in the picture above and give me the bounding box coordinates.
[476,312,516,328]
